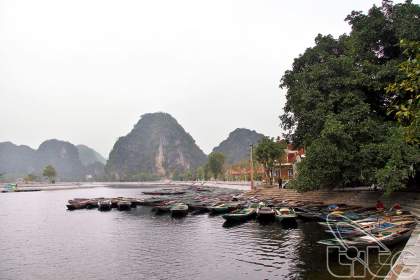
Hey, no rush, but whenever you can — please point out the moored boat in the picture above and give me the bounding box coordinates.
[323,218,417,238]
[170,203,189,217]
[137,198,167,206]
[67,199,89,210]
[318,227,414,248]
[117,200,132,211]
[208,203,231,214]
[86,200,98,209]
[187,202,209,214]
[275,207,297,223]
[98,199,112,211]
[153,204,172,213]
[222,208,256,222]
[66,203,79,210]
[256,203,276,221]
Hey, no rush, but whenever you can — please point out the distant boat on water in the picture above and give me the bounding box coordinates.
[2,183,17,192]
[1,183,41,193]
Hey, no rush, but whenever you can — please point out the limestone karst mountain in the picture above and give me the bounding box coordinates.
[212,128,265,165]
[106,112,207,180]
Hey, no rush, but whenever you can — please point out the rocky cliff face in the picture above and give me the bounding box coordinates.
[77,144,106,165]
[76,144,106,180]
[212,128,265,164]
[36,139,85,180]
[106,112,207,180]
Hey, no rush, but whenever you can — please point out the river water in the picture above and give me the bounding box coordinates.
[0,186,403,280]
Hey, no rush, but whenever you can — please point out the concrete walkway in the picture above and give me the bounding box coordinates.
[386,224,420,280]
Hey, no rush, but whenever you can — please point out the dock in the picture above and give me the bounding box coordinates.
[386,224,420,279]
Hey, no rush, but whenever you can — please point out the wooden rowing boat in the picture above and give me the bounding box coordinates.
[222,208,256,222]
[275,207,297,223]
[117,200,132,211]
[170,203,189,217]
[256,204,276,221]
[98,199,112,211]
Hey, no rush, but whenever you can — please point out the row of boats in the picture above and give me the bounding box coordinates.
[153,200,417,248]
[66,187,417,249]
[66,196,298,223]
[67,198,135,211]
[152,200,298,222]
[293,203,417,249]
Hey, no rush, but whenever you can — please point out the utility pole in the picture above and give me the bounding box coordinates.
[250,144,254,190]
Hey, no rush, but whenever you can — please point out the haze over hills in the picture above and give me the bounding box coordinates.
[77,145,106,166]
[0,113,268,181]
[0,142,38,178]
[106,112,207,180]
[213,128,265,165]
[0,140,105,181]
[37,139,85,180]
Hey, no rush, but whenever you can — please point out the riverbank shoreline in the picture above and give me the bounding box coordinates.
[3,180,255,192]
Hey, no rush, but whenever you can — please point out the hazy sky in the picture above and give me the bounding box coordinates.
[0,0,405,157]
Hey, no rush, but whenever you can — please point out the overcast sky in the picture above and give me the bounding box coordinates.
[0,0,406,157]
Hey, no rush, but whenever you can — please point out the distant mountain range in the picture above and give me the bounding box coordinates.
[1,112,266,181]
[213,128,265,164]
[0,140,105,181]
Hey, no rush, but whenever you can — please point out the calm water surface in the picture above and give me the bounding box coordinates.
[0,186,402,280]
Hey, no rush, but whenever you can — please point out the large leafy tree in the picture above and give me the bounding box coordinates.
[386,40,420,144]
[207,152,225,179]
[43,165,57,183]
[281,1,420,193]
[255,137,286,185]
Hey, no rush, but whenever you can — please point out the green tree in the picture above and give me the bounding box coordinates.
[374,127,420,195]
[203,163,211,180]
[386,40,420,144]
[196,166,205,181]
[255,137,286,185]
[43,165,57,183]
[281,1,420,193]
[24,174,38,183]
[207,152,225,179]
[172,169,193,181]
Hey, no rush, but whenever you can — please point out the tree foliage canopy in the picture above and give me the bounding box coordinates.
[386,39,420,143]
[43,165,57,183]
[281,1,420,194]
[207,152,225,179]
[255,137,286,185]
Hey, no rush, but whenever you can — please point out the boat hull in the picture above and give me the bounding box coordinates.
[257,209,276,221]
[170,203,189,217]
[98,201,112,211]
[222,209,256,222]
[170,209,188,217]
[117,202,131,211]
